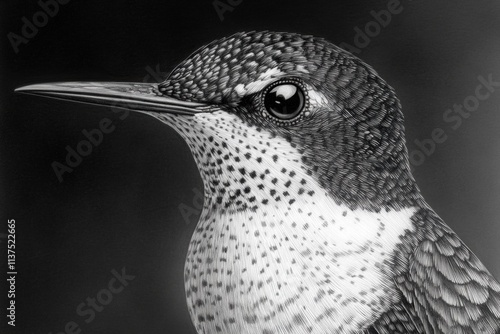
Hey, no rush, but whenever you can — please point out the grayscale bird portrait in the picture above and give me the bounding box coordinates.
[2,1,500,333]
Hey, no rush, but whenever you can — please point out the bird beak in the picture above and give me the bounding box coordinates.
[14,82,210,115]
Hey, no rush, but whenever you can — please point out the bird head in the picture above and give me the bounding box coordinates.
[16,31,421,213]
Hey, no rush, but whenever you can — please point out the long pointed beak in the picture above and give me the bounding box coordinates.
[15,82,210,115]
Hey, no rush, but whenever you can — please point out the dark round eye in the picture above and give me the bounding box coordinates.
[264,83,305,120]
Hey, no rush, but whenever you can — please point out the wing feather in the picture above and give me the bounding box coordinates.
[369,298,425,334]
[395,208,500,333]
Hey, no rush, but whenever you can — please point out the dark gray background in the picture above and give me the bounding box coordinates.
[1,0,500,333]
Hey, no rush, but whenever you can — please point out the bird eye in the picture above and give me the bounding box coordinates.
[264,82,305,120]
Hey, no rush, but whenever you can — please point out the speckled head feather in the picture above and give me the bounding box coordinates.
[158,31,420,211]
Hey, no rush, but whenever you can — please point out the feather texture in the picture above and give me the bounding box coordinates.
[392,208,500,334]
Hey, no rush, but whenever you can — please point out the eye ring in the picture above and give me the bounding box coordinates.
[261,78,309,123]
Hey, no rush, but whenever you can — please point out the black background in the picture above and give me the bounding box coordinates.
[1,0,500,333]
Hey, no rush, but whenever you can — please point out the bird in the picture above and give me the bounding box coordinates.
[16,31,500,334]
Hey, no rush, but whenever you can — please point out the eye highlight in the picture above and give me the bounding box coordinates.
[264,83,305,120]
[260,78,309,124]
